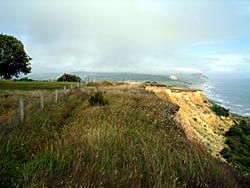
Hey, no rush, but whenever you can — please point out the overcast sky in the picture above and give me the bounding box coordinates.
[1,0,250,75]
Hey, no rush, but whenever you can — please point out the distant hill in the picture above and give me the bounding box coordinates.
[25,71,208,89]
[175,73,209,84]
[72,71,171,82]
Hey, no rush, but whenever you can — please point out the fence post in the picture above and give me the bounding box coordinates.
[64,86,67,96]
[40,94,44,109]
[70,84,73,92]
[55,89,58,103]
[19,99,24,123]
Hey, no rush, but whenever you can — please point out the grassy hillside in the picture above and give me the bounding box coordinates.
[0,82,248,187]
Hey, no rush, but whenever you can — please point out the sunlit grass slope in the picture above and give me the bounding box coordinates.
[0,84,247,187]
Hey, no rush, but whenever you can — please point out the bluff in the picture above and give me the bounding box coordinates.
[145,85,234,158]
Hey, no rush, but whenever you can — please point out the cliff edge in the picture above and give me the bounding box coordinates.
[145,85,234,158]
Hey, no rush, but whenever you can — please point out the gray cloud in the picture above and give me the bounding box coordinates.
[0,0,250,74]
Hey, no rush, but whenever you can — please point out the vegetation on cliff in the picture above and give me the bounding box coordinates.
[0,81,248,187]
[221,116,250,174]
[211,104,230,117]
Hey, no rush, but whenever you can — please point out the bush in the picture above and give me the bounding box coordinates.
[211,104,229,117]
[89,91,109,106]
[57,74,81,82]
[221,119,250,174]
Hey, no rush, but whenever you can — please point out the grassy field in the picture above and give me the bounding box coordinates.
[0,79,74,90]
[0,81,249,187]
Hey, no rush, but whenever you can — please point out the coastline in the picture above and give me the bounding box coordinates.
[202,79,250,118]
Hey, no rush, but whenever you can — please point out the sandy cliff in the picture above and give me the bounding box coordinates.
[145,85,234,158]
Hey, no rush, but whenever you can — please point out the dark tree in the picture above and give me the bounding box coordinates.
[0,34,32,79]
[57,74,81,82]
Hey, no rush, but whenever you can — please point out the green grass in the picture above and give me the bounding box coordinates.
[0,84,248,187]
[0,79,75,90]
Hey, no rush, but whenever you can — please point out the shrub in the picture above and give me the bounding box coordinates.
[221,119,250,174]
[89,91,109,106]
[57,74,81,82]
[211,104,229,117]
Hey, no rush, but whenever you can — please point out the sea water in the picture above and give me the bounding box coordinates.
[203,76,250,117]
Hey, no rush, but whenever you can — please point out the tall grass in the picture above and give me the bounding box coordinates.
[0,86,247,187]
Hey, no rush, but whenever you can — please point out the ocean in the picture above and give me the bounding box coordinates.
[203,76,250,117]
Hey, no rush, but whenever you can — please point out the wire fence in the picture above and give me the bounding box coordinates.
[0,83,85,126]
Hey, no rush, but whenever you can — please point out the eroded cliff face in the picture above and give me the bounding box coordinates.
[145,85,234,158]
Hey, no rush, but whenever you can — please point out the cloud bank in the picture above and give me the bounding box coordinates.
[0,0,249,74]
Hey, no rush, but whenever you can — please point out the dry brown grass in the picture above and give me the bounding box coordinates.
[0,84,247,187]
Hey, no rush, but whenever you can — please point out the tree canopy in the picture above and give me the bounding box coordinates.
[0,34,32,79]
